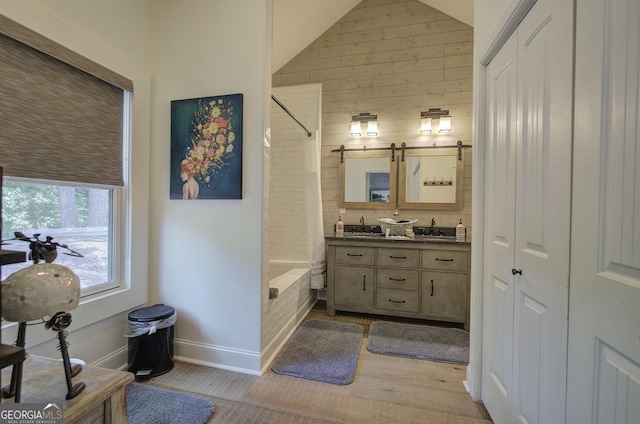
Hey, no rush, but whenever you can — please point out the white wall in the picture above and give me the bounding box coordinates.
[148,0,270,373]
[474,0,514,56]
[0,0,152,367]
[1,0,271,375]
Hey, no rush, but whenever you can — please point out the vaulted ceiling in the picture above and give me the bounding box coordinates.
[272,0,474,73]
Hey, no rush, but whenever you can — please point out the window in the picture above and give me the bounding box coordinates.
[0,15,133,299]
[1,181,121,297]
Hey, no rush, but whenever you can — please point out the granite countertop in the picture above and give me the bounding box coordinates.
[325,232,470,245]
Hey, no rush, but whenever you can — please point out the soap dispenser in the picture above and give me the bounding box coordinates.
[456,219,466,241]
[336,216,344,237]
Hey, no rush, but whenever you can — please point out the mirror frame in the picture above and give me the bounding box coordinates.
[397,147,464,210]
[339,149,397,210]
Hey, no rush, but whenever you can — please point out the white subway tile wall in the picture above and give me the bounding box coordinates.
[269,84,321,261]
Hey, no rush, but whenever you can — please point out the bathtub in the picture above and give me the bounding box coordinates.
[269,260,311,295]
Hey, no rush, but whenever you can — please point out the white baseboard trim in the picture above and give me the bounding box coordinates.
[173,355,261,376]
[463,379,471,394]
[90,345,128,370]
[91,297,317,376]
[89,341,262,376]
[174,338,261,375]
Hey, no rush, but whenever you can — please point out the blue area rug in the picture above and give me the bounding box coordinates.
[272,319,364,385]
[367,321,469,364]
[126,382,214,424]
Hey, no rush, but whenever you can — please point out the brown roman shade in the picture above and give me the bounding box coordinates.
[0,14,132,186]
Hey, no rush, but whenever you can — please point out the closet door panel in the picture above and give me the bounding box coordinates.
[568,0,640,422]
[482,0,573,422]
[513,1,573,422]
[482,31,518,424]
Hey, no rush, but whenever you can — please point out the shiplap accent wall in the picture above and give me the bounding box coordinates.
[273,0,473,235]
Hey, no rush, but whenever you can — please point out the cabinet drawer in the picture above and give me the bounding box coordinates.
[376,268,419,291]
[335,246,375,266]
[377,248,420,268]
[376,289,419,313]
[421,250,468,271]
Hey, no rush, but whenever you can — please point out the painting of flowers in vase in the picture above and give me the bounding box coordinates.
[170,93,243,199]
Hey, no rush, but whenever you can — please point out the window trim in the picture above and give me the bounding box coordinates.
[1,90,139,349]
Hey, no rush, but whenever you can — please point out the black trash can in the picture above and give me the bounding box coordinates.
[126,304,176,381]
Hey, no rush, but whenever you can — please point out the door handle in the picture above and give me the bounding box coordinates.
[512,268,522,275]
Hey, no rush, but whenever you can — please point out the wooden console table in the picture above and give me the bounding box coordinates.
[1,355,133,424]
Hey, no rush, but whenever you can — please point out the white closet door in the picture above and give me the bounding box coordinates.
[512,0,573,421]
[482,31,518,424]
[567,0,640,422]
[482,0,573,422]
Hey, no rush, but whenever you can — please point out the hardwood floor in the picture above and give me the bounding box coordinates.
[147,301,492,423]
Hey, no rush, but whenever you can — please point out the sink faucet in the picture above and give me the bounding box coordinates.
[429,218,436,236]
[359,216,365,232]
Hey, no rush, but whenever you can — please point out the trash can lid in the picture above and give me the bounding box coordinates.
[128,304,175,322]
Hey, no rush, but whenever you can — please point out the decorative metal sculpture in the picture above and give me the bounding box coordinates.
[1,232,86,401]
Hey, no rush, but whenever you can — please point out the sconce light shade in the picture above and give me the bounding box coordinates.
[367,120,378,136]
[351,120,362,137]
[351,112,377,137]
[420,116,432,134]
[420,108,451,134]
[438,115,452,133]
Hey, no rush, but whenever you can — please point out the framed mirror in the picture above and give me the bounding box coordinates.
[339,149,397,209]
[397,147,463,210]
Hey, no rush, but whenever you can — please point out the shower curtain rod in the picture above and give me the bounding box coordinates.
[271,94,313,138]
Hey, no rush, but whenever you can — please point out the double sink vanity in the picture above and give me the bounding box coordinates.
[326,231,470,330]
[325,142,471,329]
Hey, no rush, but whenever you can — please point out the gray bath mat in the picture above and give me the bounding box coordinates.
[367,321,469,364]
[126,382,214,424]
[272,319,364,385]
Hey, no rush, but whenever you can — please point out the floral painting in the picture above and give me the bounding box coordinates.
[170,94,243,199]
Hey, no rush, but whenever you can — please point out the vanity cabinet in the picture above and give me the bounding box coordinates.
[334,266,374,308]
[333,246,375,308]
[326,237,470,329]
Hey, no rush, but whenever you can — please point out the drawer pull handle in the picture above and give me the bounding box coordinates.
[431,279,434,296]
[388,299,406,304]
[435,258,454,262]
[347,253,364,257]
[389,277,406,282]
[390,255,407,259]
[362,274,366,291]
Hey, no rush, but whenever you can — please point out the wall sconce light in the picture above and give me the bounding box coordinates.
[420,108,451,134]
[420,116,432,134]
[351,112,378,137]
[350,120,362,137]
[438,115,451,133]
